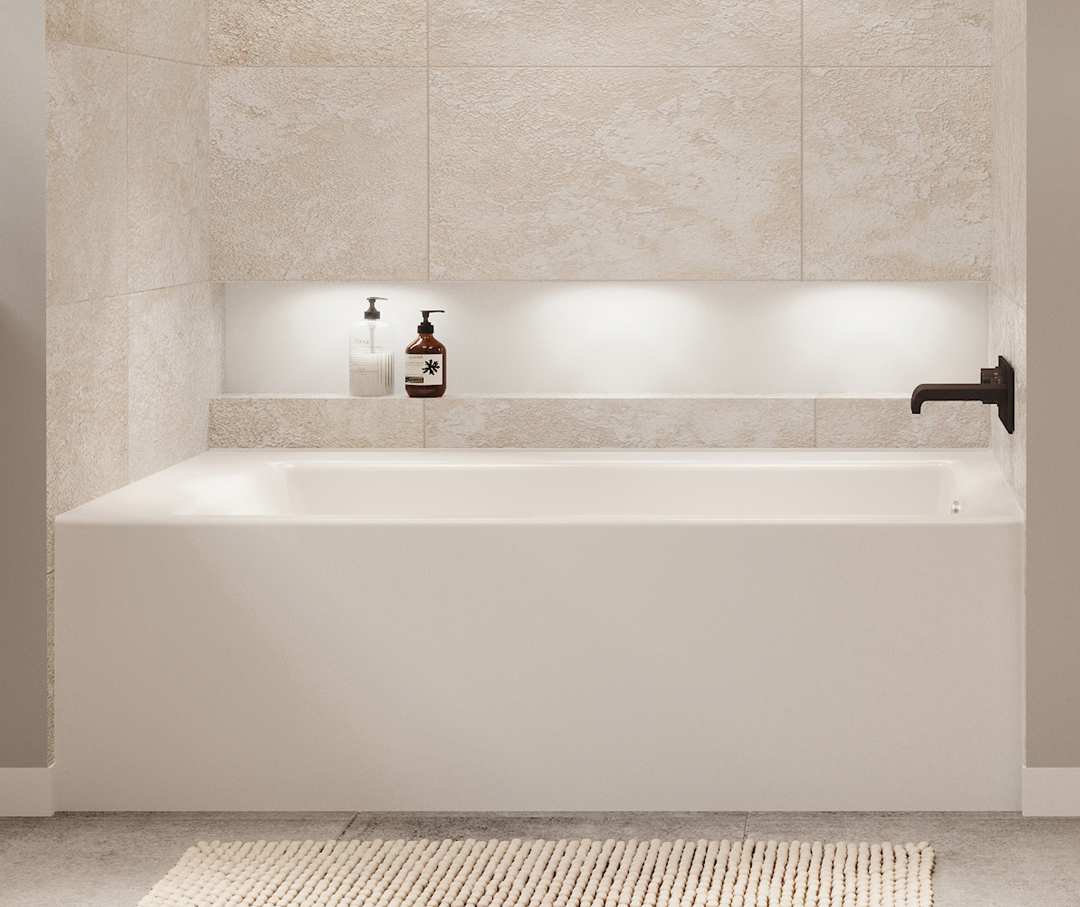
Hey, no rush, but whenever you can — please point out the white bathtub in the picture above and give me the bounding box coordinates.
[54,449,1023,811]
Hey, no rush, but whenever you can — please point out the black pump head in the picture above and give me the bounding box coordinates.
[364,296,387,320]
[418,309,445,333]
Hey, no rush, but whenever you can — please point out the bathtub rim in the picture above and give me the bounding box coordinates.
[55,447,1024,527]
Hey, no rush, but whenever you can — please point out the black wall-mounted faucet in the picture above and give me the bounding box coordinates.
[911,356,1015,433]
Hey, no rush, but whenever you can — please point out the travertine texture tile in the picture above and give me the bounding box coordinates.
[994,0,1026,59]
[208,396,425,448]
[128,283,224,482]
[46,297,128,570]
[429,0,800,66]
[989,31,1026,511]
[423,396,816,449]
[989,291,1025,508]
[815,396,990,448]
[430,68,801,281]
[205,395,998,451]
[804,68,991,281]
[992,42,1026,308]
[129,0,209,65]
[804,0,990,66]
[209,67,427,281]
[46,0,126,50]
[128,57,209,293]
[46,40,127,306]
[210,0,426,65]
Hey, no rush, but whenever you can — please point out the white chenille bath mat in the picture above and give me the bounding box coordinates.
[136,837,934,907]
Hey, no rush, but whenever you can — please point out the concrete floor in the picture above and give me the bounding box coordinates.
[1,812,1078,906]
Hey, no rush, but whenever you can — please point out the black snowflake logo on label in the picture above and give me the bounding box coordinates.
[423,359,440,375]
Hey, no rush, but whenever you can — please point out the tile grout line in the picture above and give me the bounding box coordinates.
[46,34,204,67]
[207,278,992,285]
[49,279,219,311]
[200,63,994,70]
[337,812,362,840]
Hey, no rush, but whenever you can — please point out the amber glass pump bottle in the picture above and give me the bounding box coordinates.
[404,310,446,398]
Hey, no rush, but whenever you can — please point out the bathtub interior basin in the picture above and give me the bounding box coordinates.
[59,448,1022,522]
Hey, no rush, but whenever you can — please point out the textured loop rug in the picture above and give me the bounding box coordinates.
[136,837,934,907]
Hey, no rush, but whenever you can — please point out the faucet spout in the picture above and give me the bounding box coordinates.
[910,356,1015,433]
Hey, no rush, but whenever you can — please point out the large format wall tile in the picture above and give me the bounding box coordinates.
[46,297,129,569]
[815,396,990,448]
[993,0,1026,60]
[209,0,426,65]
[46,0,126,51]
[209,67,427,281]
[206,395,991,450]
[429,0,800,66]
[805,0,990,66]
[129,0,209,65]
[803,67,990,281]
[424,397,816,448]
[430,68,801,280]
[128,283,224,482]
[46,41,127,306]
[992,42,1026,307]
[989,19,1026,511]
[128,57,209,293]
[208,396,425,447]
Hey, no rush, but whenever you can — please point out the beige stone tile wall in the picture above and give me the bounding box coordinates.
[128,283,224,481]
[803,67,991,280]
[424,396,816,449]
[46,9,221,568]
[209,0,993,283]
[46,0,126,52]
[209,395,989,450]
[804,0,990,65]
[208,66,427,281]
[210,0,426,66]
[45,297,129,569]
[990,0,1027,508]
[815,397,991,448]
[129,0,209,65]
[208,396,424,448]
[428,0,801,66]
[429,68,800,280]
[128,57,209,292]
[45,40,127,307]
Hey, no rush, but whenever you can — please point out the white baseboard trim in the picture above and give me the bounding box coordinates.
[1022,767,1080,816]
[0,766,54,816]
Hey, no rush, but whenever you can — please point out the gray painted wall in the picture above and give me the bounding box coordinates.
[0,0,48,767]
[1027,1,1080,767]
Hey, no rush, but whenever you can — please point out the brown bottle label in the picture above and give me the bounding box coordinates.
[404,353,443,385]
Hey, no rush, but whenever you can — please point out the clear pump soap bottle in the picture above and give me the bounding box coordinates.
[349,296,395,396]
